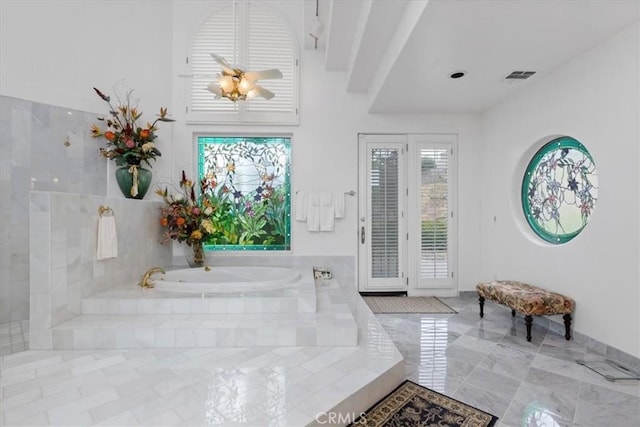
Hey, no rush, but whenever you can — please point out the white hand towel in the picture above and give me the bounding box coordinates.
[295,191,308,221]
[306,192,320,231]
[320,192,335,232]
[97,215,118,260]
[333,192,345,218]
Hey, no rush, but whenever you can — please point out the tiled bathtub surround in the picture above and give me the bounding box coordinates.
[43,266,359,349]
[203,254,355,286]
[0,276,404,426]
[0,96,107,323]
[29,193,172,349]
[49,279,357,349]
[82,272,317,314]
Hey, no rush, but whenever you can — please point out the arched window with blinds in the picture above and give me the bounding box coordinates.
[188,1,299,125]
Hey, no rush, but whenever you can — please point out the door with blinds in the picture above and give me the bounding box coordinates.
[358,135,407,292]
[358,134,457,295]
[408,135,456,294]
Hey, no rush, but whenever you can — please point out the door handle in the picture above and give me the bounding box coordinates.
[361,226,365,244]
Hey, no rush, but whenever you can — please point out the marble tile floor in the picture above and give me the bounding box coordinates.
[2,293,639,426]
[377,293,640,427]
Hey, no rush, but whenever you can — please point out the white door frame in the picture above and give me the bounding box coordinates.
[357,134,407,293]
[407,134,457,297]
[358,133,458,296]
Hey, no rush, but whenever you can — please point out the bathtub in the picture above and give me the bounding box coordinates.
[153,266,302,293]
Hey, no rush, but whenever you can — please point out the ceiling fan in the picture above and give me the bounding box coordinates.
[206,53,283,102]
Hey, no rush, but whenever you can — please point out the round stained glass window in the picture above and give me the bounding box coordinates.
[522,136,598,244]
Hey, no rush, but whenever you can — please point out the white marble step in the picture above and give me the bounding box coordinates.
[54,282,358,349]
[81,291,314,314]
[51,311,358,349]
[81,282,316,315]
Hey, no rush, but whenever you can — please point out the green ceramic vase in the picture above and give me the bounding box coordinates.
[115,165,152,199]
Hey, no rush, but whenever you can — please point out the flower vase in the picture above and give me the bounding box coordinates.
[187,241,205,267]
[115,165,152,199]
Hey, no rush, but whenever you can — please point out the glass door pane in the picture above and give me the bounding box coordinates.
[358,135,406,292]
[420,147,449,279]
[370,147,400,278]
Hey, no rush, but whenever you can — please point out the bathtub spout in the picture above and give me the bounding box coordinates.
[140,267,165,288]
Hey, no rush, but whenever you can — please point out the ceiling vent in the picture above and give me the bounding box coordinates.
[504,71,536,80]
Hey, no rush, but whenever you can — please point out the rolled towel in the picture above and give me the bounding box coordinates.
[295,191,307,221]
[320,192,335,231]
[306,192,320,231]
[97,214,118,260]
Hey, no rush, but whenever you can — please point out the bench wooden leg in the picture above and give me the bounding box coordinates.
[563,314,572,340]
[525,315,533,342]
[478,296,485,318]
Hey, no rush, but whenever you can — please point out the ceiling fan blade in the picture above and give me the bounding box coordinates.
[178,74,218,78]
[244,69,283,81]
[210,53,236,75]
[206,83,223,97]
[250,84,275,100]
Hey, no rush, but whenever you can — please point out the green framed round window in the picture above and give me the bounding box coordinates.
[522,136,598,244]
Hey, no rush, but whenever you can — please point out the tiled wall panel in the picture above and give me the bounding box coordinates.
[1,95,107,322]
[29,193,172,348]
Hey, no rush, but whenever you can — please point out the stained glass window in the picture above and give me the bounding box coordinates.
[522,136,598,244]
[198,136,291,251]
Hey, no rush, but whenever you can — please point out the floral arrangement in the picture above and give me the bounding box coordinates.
[157,171,217,265]
[90,86,174,167]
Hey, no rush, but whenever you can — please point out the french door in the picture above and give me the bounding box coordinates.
[358,134,457,296]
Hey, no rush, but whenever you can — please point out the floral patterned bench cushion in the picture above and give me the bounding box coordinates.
[476,280,575,316]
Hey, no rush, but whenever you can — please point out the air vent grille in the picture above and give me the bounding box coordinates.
[504,71,536,80]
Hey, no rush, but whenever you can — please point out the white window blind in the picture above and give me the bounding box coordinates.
[370,148,400,279]
[245,3,295,114]
[189,1,298,124]
[419,148,449,279]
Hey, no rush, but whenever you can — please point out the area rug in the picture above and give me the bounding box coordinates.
[363,296,456,314]
[349,380,498,426]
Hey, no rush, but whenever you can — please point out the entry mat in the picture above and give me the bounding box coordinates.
[363,296,457,314]
[576,359,640,382]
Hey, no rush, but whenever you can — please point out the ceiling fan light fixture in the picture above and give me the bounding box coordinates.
[207,53,282,102]
[218,75,235,92]
[210,77,245,102]
[238,77,254,95]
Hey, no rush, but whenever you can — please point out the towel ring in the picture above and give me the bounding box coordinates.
[98,205,114,217]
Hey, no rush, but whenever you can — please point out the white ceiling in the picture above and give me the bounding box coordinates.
[306,0,640,114]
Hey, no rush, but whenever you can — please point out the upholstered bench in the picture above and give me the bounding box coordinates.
[476,280,575,342]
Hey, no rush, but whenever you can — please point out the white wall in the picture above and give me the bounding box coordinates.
[0,0,175,197]
[0,0,483,294]
[169,0,484,293]
[479,23,640,358]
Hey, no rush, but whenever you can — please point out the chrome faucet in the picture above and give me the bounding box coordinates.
[139,267,165,288]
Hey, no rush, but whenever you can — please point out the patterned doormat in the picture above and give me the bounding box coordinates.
[349,380,498,426]
[363,296,456,314]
